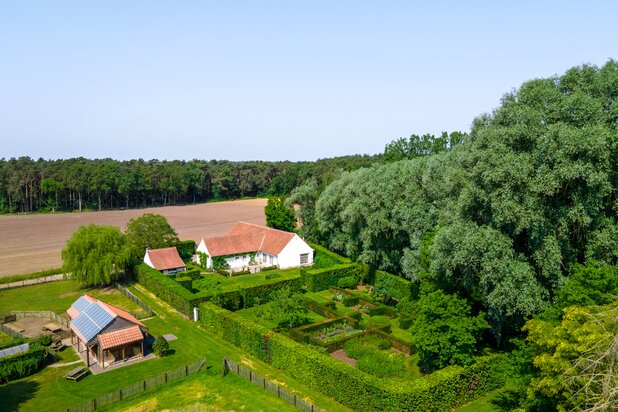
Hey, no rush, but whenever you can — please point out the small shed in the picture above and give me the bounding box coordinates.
[144,247,186,274]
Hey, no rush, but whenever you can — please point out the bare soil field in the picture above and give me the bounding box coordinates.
[0,198,266,277]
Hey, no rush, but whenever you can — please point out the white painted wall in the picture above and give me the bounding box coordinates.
[196,239,213,269]
[277,235,314,269]
[143,251,155,269]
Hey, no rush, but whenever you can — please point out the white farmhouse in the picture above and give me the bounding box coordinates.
[196,221,313,271]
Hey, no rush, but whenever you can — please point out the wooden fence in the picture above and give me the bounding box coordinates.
[66,358,206,412]
[0,274,72,290]
[223,357,324,412]
[115,283,156,316]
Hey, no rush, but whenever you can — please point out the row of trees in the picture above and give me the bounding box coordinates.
[0,155,380,213]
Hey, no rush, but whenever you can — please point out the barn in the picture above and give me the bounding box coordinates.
[67,295,148,369]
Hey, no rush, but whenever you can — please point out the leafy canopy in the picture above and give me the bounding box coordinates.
[265,196,296,232]
[410,290,489,371]
[125,213,179,260]
[62,224,129,286]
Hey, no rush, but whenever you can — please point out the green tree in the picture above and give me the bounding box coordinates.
[265,196,296,232]
[525,303,618,411]
[264,287,308,331]
[125,213,179,261]
[410,290,489,371]
[152,336,170,357]
[62,224,129,286]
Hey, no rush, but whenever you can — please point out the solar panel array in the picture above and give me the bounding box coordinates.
[72,302,116,343]
[72,296,92,313]
[0,343,29,359]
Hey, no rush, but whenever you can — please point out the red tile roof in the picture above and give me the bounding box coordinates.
[98,325,144,350]
[203,222,296,257]
[97,300,145,327]
[146,247,186,271]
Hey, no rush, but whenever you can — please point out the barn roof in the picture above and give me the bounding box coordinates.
[203,222,296,257]
[145,247,186,271]
[67,295,144,345]
[98,325,144,350]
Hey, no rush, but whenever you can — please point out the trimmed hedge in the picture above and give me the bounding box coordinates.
[183,265,202,280]
[175,276,193,292]
[136,264,205,315]
[374,270,413,301]
[0,344,48,383]
[241,276,304,308]
[308,242,352,265]
[302,263,362,292]
[198,301,505,412]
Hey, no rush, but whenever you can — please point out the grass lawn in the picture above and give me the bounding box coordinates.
[0,280,351,412]
[456,389,501,411]
[195,268,302,292]
[0,280,149,319]
[0,331,14,347]
[237,301,326,330]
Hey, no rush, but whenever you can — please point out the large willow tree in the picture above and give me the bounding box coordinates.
[62,224,129,286]
[309,60,618,342]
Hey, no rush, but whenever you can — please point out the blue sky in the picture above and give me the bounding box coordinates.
[1,1,616,161]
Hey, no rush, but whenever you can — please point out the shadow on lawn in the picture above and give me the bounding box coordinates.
[0,380,40,411]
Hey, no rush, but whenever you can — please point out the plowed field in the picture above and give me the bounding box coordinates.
[0,198,266,277]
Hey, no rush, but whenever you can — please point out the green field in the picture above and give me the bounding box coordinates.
[0,281,351,412]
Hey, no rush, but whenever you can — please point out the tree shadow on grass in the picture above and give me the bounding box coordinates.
[0,380,40,412]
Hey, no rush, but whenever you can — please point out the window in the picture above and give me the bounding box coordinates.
[300,253,309,264]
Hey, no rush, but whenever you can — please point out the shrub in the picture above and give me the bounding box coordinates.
[337,276,359,289]
[399,317,414,330]
[0,344,48,383]
[307,242,351,265]
[361,316,392,332]
[36,335,52,346]
[260,265,278,272]
[152,336,169,357]
[175,276,193,291]
[183,265,202,280]
[302,263,363,292]
[264,272,280,280]
[232,269,251,276]
[373,271,412,302]
[357,350,405,378]
[174,240,196,260]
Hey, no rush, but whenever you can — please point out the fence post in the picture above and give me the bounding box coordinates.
[143,380,146,391]
[92,398,96,410]
[165,372,168,383]
[222,357,229,377]
[119,389,122,401]
[185,365,189,376]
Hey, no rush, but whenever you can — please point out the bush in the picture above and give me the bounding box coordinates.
[307,242,351,266]
[174,240,196,260]
[337,276,359,289]
[361,316,392,332]
[260,265,278,272]
[264,272,280,280]
[302,263,363,292]
[357,350,405,378]
[232,269,251,276]
[175,276,193,291]
[152,336,169,357]
[399,317,414,330]
[0,344,48,383]
[373,271,412,302]
[183,265,202,280]
[198,301,505,411]
[36,335,52,346]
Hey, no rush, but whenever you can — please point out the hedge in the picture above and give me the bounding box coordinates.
[0,344,48,383]
[373,270,413,301]
[301,263,362,292]
[136,264,204,315]
[175,276,193,292]
[308,242,352,265]
[241,276,304,308]
[198,301,505,411]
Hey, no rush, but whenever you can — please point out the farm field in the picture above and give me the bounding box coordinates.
[0,198,266,277]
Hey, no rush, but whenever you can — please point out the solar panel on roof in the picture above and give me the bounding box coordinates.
[72,296,91,313]
[72,302,116,343]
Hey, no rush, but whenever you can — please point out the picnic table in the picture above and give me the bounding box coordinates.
[65,366,89,381]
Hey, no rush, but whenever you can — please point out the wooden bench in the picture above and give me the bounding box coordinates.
[65,366,89,381]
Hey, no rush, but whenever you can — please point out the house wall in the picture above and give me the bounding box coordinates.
[277,235,314,269]
[196,240,213,269]
[143,252,155,270]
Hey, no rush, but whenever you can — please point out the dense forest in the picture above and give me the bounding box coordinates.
[290,61,618,410]
[0,155,380,213]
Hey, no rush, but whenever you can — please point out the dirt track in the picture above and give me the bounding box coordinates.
[0,199,266,277]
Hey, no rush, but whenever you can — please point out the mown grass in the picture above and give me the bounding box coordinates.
[0,280,351,412]
[237,301,326,331]
[0,331,14,347]
[196,267,302,292]
[456,389,500,411]
[0,280,148,319]
[0,268,65,285]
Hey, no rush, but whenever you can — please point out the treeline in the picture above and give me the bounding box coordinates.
[291,60,618,343]
[0,155,380,213]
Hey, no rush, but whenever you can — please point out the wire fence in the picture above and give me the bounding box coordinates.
[65,358,206,412]
[223,357,324,412]
[115,283,156,316]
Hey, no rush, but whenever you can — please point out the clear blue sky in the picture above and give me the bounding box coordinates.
[1,1,616,161]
